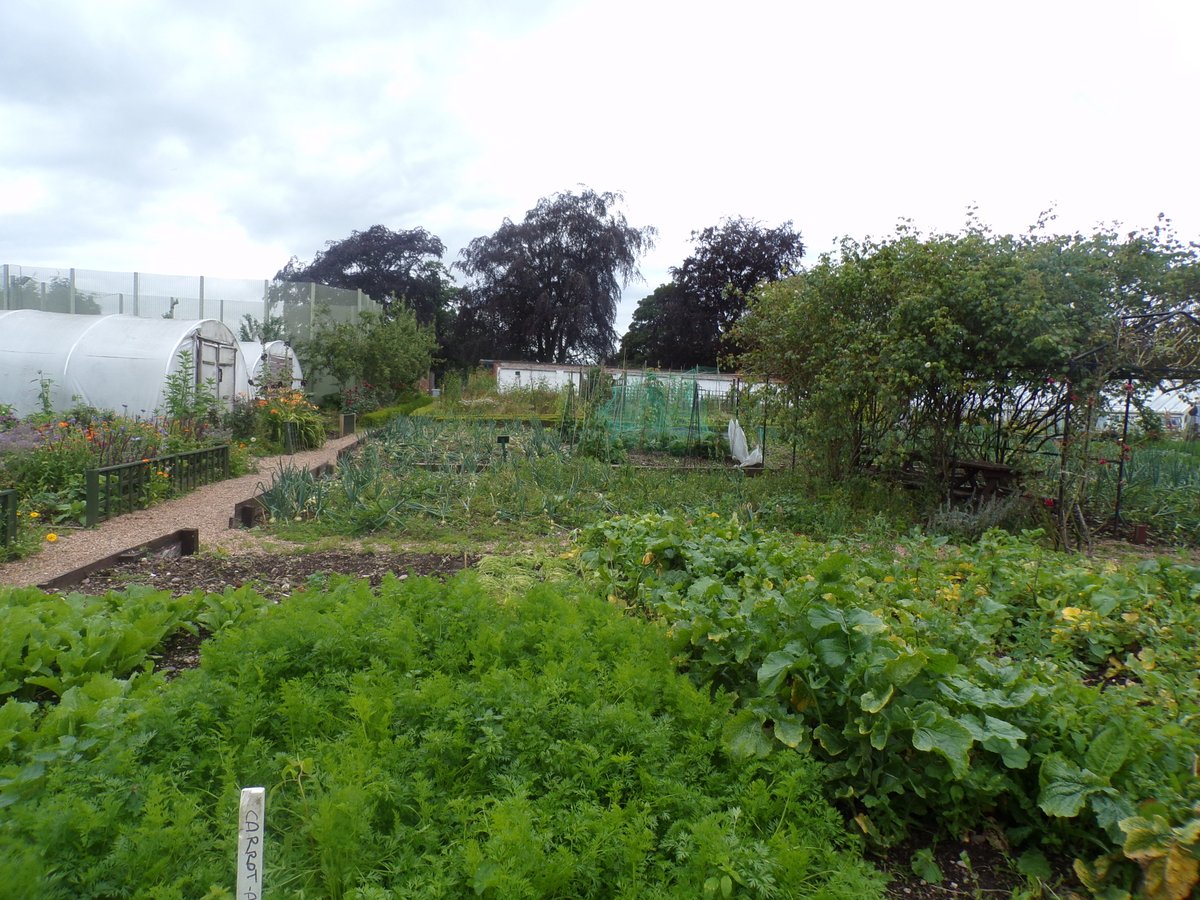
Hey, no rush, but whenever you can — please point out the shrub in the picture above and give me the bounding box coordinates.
[358,395,433,428]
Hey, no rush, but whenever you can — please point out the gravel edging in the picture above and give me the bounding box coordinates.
[0,434,362,589]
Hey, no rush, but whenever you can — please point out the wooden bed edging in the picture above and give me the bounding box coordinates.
[37,528,200,591]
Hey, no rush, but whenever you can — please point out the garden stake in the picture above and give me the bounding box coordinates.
[237,787,265,900]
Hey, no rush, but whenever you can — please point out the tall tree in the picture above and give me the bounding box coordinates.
[299,308,436,399]
[276,225,450,324]
[619,217,804,368]
[733,218,1200,481]
[454,188,655,364]
[617,283,710,368]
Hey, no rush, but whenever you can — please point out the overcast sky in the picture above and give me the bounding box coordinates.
[2,0,1198,334]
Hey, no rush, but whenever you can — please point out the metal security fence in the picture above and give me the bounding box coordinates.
[0,264,383,340]
[85,445,230,527]
[0,489,16,548]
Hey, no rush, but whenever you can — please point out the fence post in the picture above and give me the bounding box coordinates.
[69,268,76,314]
[236,787,266,899]
[85,469,100,527]
[760,373,769,465]
[133,271,140,317]
[198,275,205,319]
[1,264,8,310]
[0,490,16,548]
[308,282,316,332]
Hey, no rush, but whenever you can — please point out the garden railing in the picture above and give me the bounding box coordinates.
[85,445,230,527]
[0,489,16,548]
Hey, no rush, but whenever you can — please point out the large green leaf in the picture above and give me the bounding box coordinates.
[814,723,849,755]
[909,705,974,779]
[1091,794,1136,841]
[813,552,853,583]
[687,576,722,600]
[772,714,810,750]
[859,684,894,714]
[1120,814,1172,859]
[846,608,886,636]
[757,642,805,692]
[808,606,847,633]
[1038,753,1111,818]
[924,648,959,675]
[722,709,774,760]
[1085,724,1130,779]
[814,637,850,668]
[882,651,927,687]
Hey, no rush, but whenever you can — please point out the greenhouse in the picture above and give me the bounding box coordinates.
[238,340,303,392]
[0,309,247,416]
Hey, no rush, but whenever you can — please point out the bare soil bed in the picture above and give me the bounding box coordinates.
[52,548,478,601]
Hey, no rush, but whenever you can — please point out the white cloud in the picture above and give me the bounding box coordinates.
[1,0,1197,333]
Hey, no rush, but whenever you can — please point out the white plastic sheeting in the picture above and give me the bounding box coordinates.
[0,310,246,416]
[239,340,303,392]
[726,418,763,467]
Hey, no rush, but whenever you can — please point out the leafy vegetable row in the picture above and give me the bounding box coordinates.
[0,585,267,702]
[579,514,1200,898]
[1,575,883,898]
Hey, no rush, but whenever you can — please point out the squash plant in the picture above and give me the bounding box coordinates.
[580,514,1200,896]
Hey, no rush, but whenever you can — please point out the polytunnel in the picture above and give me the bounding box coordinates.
[238,340,303,393]
[0,309,248,417]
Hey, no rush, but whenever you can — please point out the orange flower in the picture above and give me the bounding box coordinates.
[46,533,58,543]
[58,421,69,428]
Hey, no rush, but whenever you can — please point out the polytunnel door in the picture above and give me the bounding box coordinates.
[197,337,238,406]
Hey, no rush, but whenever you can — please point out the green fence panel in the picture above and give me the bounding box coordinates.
[168,445,231,493]
[0,489,16,548]
[86,445,230,527]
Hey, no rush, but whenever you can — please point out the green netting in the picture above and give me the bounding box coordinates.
[557,368,776,463]
[593,370,744,454]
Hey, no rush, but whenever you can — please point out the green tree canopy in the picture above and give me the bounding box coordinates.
[299,308,436,400]
[619,217,803,368]
[454,188,655,364]
[277,225,450,325]
[733,217,1200,480]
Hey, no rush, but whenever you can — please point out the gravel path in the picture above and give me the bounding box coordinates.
[0,434,362,589]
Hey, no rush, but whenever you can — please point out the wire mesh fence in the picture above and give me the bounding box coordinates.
[0,263,382,339]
